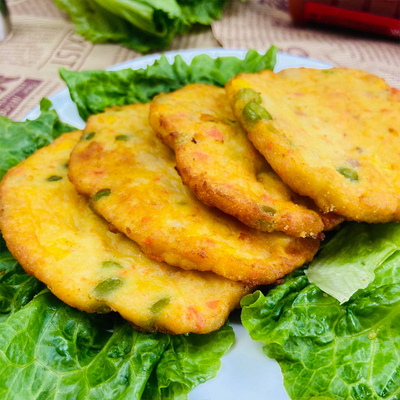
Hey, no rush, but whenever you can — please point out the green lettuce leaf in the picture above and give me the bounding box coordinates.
[0,239,43,322]
[0,98,75,180]
[0,235,17,276]
[178,0,229,28]
[53,0,228,53]
[306,222,400,303]
[53,0,172,53]
[0,290,169,400]
[242,237,400,399]
[60,46,277,121]
[143,324,235,400]
[93,0,182,37]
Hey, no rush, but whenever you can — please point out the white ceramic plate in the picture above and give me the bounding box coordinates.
[24,48,331,400]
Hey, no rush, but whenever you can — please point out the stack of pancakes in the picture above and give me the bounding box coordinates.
[1,67,399,334]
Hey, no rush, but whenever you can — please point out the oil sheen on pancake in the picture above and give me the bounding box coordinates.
[150,83,337,238]
[68,103,319,286]
[0,131,250,334]
[226,68,400,223]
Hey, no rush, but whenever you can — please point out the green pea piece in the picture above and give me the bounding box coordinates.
[257,219,274,231]
[82,132,95,141]
[337,167,359,182]
[102,261,123,269]
[95,304,112,313]
[235,88,262,104]
[116,134,128,141]
[88,203,102,217]
[261,205,276,215]
[243,101,272,123]
[150,297,170,315]
[267,123,278,133]
[92,188,111,201]
[46,175,63,182]
[94,277,123,297]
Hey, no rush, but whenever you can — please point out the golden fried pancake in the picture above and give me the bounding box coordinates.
[68,104,319,286]
[149,84,330,238]
[0,131,250,334]
[226,68,400,223]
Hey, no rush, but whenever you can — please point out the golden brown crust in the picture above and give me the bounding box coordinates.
[226,68,400,223]
[68,103,320,286]
[149,84,326,238]
[0,131,250,334]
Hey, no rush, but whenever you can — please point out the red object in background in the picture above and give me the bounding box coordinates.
[289,0,400,38]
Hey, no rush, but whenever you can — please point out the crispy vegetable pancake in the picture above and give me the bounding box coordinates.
[149,84,331,238]
[226,68,400,223]
[0,131,250,334]
[68,103,319,285]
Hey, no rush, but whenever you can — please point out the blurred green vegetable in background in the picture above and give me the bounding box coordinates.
[53,0,229,53]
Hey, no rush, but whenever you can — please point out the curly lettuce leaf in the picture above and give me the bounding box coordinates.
[0,267,43,323]
[143,324,235,400]
[178,0,229,29]
[242,247,400,399]
[306,222,400,303]
[93,0,182,37]
[0,235,17,276]
[0,290,170,400]
[53,0,172,53]
[60,46,277,121]
[0,235,44,322]
[0,99,75,180]
[53,0,228,53]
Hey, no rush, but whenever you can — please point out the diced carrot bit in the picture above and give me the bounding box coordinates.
[144,237,153,246]
[193,152,209,161]
[207,300,219,309]
[187,306,205,330]
[207,127,224,142]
